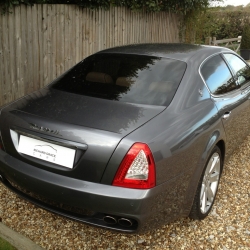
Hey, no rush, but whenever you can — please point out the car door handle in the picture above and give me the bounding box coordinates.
[222,111,231,120]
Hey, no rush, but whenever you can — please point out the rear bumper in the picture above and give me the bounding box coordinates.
[0,150,188,233]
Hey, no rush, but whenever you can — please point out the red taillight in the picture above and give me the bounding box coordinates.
[112,143,156,189]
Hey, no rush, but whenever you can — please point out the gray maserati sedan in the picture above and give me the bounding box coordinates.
[0,44,250,233]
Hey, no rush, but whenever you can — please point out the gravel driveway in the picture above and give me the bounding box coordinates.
[0,135,250,249]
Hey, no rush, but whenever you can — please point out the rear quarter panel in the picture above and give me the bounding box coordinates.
[102,58,227,224]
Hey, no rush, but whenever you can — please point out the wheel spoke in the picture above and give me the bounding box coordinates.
[200,183,205,202]
[207,185,214,202]
[208,155,219,174]
[209,173,219,183]
[201,185,207,213]
[205,159,213,176]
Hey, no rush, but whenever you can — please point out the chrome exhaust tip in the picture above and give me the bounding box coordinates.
[118,218,133,227]
[103,216,117,225]
[0,175,3,182]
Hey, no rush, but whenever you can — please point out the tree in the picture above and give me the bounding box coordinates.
[1,0,223,14]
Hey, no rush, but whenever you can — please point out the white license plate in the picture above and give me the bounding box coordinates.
[18,135,76,169]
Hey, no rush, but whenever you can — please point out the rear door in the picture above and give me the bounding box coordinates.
[200,54,250,156]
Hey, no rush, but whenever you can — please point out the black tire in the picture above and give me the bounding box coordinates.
[189,146,222,220]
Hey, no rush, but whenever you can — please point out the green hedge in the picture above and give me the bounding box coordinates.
[1,0,217,14]
[241,24,250,49]
[183,10,250,43]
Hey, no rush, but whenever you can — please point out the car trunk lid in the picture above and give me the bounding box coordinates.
[0,88,165,183]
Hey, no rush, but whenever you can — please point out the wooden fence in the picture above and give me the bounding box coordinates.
[205,36,242,52]
[0,5,181,106]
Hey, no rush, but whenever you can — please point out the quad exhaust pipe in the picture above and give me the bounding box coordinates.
[118,218,133,227]
[103,215,117,225]
[103,215,133,227]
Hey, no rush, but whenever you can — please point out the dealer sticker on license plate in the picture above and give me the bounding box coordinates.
[18,135,76,169]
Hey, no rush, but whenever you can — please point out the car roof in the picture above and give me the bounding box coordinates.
[97,43,232,62]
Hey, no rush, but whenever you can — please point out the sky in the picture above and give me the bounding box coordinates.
[220,0,250,6]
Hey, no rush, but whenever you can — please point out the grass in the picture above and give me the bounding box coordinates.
[0,237,17,250]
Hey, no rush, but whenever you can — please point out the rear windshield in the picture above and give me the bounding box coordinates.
[51,53,186,106]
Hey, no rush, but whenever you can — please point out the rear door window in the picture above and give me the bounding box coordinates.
[52,54,186,106]
[223,53,250,88]
[201,55,239,95]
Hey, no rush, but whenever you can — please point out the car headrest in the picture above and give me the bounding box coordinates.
[86,72,113,84]
[116,77,134,87]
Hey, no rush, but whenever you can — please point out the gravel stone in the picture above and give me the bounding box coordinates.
[1,134,250,249]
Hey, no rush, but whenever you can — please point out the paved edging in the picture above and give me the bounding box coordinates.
[0,222,44,250]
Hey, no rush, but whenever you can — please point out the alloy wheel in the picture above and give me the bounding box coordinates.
[200,152,221,214]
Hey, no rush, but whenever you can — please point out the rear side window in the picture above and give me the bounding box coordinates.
[52,54,186,106]
[201,55,239,95]
[223,53,250,88]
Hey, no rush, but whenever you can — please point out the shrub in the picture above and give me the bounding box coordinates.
[182,10,250,44]
[241,25,250,49]
[1,0,217,14]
